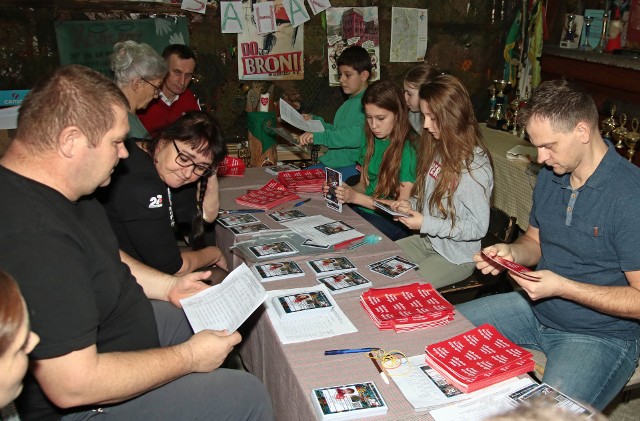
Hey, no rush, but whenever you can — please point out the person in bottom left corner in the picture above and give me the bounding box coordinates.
[0,271,40,421]
[0,64,272,420]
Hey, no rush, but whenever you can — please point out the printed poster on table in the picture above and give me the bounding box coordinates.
[55,18,189,76]
[390,7,428,62]
[237,0,304,80]
[325,7,380,87]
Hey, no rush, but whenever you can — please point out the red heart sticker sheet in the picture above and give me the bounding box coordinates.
[481,251,540,281]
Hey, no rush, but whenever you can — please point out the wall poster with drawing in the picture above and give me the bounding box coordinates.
[237,0,304,80]
[325,7,380,87]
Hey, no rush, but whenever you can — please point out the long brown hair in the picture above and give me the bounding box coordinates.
[413,74,491,225]
[0,271,26,355]
[361,80,411,199]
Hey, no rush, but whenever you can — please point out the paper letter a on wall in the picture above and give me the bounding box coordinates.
[306,0,331,15]
[221,2,243,34]
[283,0,310,28]
[254,2,277,35]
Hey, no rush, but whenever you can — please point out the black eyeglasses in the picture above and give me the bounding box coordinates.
[172,140,214,177]
[140,77,161,96]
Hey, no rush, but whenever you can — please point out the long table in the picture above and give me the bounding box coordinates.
[215,168,486,420]
[481,124,537,230]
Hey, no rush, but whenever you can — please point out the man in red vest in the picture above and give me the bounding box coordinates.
[138,44,200,137]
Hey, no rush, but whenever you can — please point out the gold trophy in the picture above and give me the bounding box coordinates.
[510,98,521,136]
[625,118,640,162]
[601,105,617,140]
[494,79,508,101]
[612,112,628,157]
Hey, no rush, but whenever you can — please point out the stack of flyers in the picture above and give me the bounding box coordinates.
[248,241,298,260]
[235,179,300,210]
[216,155,246,176]
[307,256,357,276]
[251,261,305,282]
[272,290,334,319]
[217,213,260,227]
[268,209,306,222]
[227,223,271,235]
[317,271,372,294]
[360,283,455,332]
[424,324,534,393]
[264,163,300,175]
[277,169,326,193]
[367,256,417,278]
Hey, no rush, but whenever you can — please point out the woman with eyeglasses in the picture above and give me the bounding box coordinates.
[111,40,167,139]
[97,110,229,278]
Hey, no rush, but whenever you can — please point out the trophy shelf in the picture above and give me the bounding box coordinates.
[540,45,640,116]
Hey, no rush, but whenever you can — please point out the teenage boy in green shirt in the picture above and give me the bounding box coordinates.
[299,46,372,180]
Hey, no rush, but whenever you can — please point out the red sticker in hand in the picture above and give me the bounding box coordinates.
[481,252,540,281]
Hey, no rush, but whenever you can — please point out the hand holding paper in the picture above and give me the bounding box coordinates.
[279,99,325,132]
[481,251,539,281]
[180,263,267,333]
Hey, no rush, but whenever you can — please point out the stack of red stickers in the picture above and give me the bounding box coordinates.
[277,169,326,193]
[216,155,246,177]
[235,179,300,210]
[359,283,455,332]
[424,324,534,393]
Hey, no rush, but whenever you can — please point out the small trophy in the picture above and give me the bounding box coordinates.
[488,85,497,118]
[580,16,594,50]
[612,113,628,157]
[237,140,251,166]
[601,105,617,140]
[560,14,579,48]
[487,80,509,129]
[625,118,640,162]
[595,11,610,53]
[510,99,521,135]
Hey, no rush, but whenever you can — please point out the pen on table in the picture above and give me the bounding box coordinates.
[293,198,312,207]
[324,347,378,355]
[218,209,266,214]
[369,351,390,385]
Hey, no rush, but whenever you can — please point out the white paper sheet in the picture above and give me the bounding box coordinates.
[180,263,267,333]
[389,355,534,412]
[281,215,363,247]
[279,99,325,133]
[429,377,535,421]
[265,285,357,344]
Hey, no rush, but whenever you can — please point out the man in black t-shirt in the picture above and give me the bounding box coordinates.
[0,65,272,420]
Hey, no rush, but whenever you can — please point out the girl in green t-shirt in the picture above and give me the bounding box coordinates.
[324,80,417,241]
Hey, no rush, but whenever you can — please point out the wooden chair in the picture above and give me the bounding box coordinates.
[437,206,518,302]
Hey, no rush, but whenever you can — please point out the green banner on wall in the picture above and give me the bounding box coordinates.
[55,18,189,76]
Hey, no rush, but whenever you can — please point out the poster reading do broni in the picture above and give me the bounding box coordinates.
[237,0,304,81]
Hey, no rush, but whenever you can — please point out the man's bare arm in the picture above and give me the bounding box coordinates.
[33,330,240,408]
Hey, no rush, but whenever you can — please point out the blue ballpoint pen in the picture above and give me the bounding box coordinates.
[293,198,312,207]
[218,209,266,214]
[324,347,378,355]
